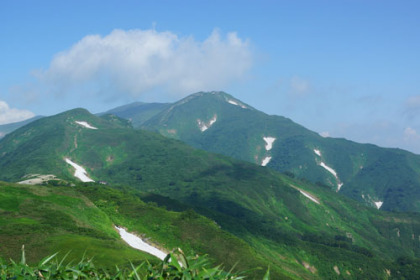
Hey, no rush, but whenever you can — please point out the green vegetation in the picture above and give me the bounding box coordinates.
[0,182,150,267]
[0,181,280,279]
[3,92,420,212]
[1,106,420,279]
[133,91,420,213]
[1,175,419,279]
[1,247,251,279]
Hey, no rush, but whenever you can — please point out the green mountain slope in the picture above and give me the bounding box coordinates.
[0,181,154,267]
[1,108,420,279]
[0,109,131,181]
[133,91,420,212]
[0,181,279,278]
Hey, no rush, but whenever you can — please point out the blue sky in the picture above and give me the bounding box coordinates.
[1,0,420,153]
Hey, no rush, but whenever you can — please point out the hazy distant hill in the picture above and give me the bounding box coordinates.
[0,116,43,138]
[1,108,420,279]
[101,101,170,127]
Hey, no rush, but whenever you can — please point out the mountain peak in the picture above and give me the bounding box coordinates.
[54,108,93,119]
[174,91,254,111]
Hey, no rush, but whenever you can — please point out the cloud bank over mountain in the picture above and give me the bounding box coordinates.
[0,100,34,125]
[35,29,252,100]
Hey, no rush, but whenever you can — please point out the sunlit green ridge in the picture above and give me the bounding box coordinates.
[0,107,420,279]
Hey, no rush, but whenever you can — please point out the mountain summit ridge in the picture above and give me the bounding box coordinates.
[1,91,420,212]
[130,91,420,212]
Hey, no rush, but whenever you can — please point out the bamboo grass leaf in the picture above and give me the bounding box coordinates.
[262,268,270,280]
[20,245,26,265]
[129,261,142,280]
[39,252,59,267]
[58,251,71,269]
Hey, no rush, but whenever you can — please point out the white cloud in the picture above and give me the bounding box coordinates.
[402,127,420,154]
[404,126,417,138]
[290,76,310,96]
[404,95,420,119]
[403,127,420,143]
[35,29,252,100]
[0,100,35,125]
[406,95,420,108]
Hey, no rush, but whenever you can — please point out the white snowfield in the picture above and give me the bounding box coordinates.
[261,156,272,166]
[75,121,98,130]
[197,115,217,132]
[319,162,343,191]
[320,162,337,177]
[263,137,276,151]
[290,184,320,205]
[18,174,57,185]
[299,190,320,204]
[374,201,383,209]
[314,149,343,190]
[227,99,247,109]
[362,193,383,210]
[64,158,94,182]
[115,226,167,260]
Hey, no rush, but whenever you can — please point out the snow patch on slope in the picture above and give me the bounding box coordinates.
[299,190,320,204]
[65,158,94,182]
[18,174,58,185]
[116,226,167,260]
[227,99,247,109]
[197,114,217,132]
[289,184,320,205]
[263,137,276,151]
[75,121,98,130]
[374,201,383,209]
[261,156,272,166]
[260,137,276,166]
[362,193,384,209]
[320,162,338,177]
[319,162,343,191]
[314,148,343,190]
[314,149,321,157]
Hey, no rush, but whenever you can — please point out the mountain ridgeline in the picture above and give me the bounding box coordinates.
[1,106,420,279]
[105,91,420,213]
[4,92,420,212]
[0,116,43,138]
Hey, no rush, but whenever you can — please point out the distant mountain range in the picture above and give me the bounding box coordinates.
[0,115,43,138]
[100,91,420,213]
[102,101,171,128]
[3,92,420,213]
[1,106,420,278]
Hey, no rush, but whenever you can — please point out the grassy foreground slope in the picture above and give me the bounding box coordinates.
[2,179,419,279]
[0,181,282,279]
[0,181,150,267]
[1,108,420,279]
